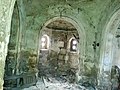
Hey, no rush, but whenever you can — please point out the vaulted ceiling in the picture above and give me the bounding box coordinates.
[46,20,76,31]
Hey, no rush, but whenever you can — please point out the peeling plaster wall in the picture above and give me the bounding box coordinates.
[23,0,110,78]
[1,0,120,89]
[98,0,120,62]
[21,0,120,86]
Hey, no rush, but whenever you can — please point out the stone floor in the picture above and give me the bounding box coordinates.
[22,77,90,90]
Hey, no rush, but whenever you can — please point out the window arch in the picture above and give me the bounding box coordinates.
[41,35,50,50]
[69,37,78,52]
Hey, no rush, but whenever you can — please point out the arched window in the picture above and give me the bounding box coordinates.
[41,35,49,50]
[70,38,77,52]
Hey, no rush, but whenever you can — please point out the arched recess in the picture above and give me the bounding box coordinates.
[41,16,86,62]
[2,0,25,68]
[99,9,120,86]
[4,0,25,60]
[4,0,23,89]
[4,1,20,77]
[38,16,86,80]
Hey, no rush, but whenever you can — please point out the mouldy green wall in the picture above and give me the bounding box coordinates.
[22,0,119,77]
[1,1,120,89]
[20,0,120,78]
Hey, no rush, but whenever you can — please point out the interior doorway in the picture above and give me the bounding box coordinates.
[38,17,80,83]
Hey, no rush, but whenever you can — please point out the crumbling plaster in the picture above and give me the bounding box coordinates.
[99,8,120,88]
[1,0,120,89]
[0,0,16,89]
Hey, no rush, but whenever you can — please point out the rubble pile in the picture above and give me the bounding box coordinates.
[23,77,96,90]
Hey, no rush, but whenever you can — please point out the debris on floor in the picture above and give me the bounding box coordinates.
[22,76,97,90]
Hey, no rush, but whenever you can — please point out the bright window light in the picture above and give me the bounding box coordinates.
[41,34,50,50]
[41,37,46,42]
[72,46,76,50]
[42,43,45,47]
[73,40,77,44]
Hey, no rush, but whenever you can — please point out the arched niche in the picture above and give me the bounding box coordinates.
[99,9,120,87]
[38,17,86,82]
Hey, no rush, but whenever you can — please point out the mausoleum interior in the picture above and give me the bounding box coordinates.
[1,0,120,90]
